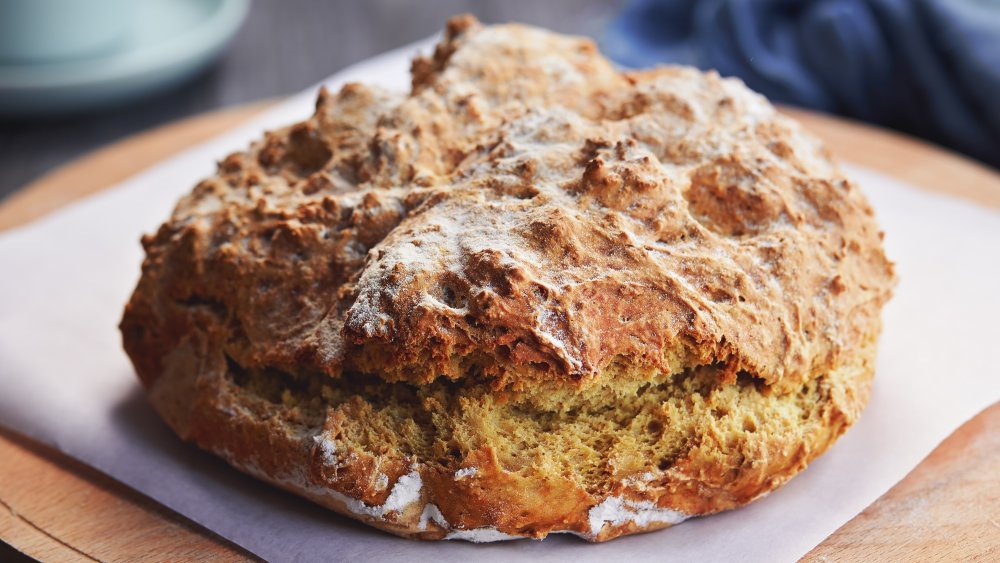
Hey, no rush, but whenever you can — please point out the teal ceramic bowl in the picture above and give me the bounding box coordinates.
[0,0,251,117]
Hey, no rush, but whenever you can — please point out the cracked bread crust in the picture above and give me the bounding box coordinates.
[120,15,895,542]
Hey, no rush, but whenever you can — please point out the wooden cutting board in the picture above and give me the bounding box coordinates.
[1,103,998,562]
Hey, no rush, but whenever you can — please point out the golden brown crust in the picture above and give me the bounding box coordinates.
[120,15,895,542]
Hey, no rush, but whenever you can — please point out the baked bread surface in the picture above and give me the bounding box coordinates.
[120,15,895,542]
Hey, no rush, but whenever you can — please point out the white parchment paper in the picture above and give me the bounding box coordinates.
[2,39,999,562]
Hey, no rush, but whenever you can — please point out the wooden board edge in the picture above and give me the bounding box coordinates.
[802,402,1000,561]
[0,428,257,562]
[780,106,1000,211]
[0,101,272,232]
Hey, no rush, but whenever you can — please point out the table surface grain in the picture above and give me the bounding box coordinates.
[0,0,619,200]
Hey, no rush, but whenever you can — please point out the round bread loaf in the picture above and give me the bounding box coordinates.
[120,15,895,542]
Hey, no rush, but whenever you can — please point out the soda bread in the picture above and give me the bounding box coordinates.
[120,15,895,542]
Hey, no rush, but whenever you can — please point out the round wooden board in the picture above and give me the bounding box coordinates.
[0,103,998,561]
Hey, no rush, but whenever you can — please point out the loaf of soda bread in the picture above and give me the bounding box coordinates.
[120,15,895,542]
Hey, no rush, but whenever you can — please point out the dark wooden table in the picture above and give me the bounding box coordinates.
[0,0,619,200]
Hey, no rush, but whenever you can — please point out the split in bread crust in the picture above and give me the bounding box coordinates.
[121,15,895,541]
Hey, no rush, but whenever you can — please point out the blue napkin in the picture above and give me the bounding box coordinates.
[604,0,1000,168]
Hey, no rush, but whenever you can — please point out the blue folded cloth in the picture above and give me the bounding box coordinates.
[604,0,1000,168]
